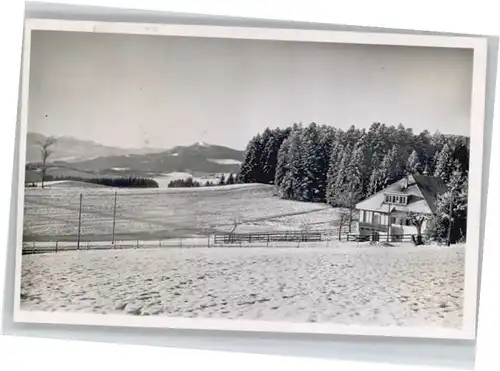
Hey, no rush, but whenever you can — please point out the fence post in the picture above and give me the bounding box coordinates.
[159,239,161,248]
[77,193,83,250]
[267,234,269,247]
[180,237,183,248]
[137,240,139,249]
[32,242,35,254]
[55,241,58,253]
[112,191,117,245]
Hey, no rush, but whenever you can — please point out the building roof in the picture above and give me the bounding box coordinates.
[355,175,447,215]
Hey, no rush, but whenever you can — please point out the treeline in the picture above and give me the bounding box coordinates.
[28,175,159,188]
[237,122,469,243]
[238,122,469,204]
[88,176,159,188]
[168,173,236,188]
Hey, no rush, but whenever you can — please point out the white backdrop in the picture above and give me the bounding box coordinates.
[1,1,499,371]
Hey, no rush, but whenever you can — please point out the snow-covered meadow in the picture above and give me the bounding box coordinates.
[20,243,465,328]
[23,183,342,241]
[21,180,465,329]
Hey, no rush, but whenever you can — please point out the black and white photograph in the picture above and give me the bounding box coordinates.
[14,20,487,339]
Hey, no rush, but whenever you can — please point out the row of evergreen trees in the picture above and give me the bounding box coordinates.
[36,175,160,188]
[87,176,159,188]
[167,173,237,188]
[238,122,469,206]
[168,178,203,188]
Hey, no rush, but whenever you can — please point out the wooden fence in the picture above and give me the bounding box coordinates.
[213,231,322,244]
[22,230,421,255]
[345,233,417,243]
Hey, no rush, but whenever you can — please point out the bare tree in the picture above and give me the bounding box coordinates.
[298,222,311,247]
[228,216,242,243]
[338,189,362,233]
[37,137,56,189]
[337,211,350,241]
[408,212,426,245]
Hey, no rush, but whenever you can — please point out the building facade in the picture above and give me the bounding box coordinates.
[354,174,446,241]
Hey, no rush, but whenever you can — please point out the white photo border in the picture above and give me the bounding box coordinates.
[13,18,488,341]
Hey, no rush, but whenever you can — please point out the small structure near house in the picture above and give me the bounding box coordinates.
[353,174,446,243]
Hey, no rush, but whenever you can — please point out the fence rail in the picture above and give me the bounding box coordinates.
[213,231,323,244]
[22,229,351,254]
[345,233,417,243]
[22,231,425,255]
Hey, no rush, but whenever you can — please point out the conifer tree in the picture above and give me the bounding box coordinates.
[277,126,303,199]
[427,161,467,244]
[261,130,278,184]
[328,144,352,206]
[378,146,396,188]
[237,133,264,183]
[226,173,235,185]
[368,152,382,195]
[326,143,343,205]
[219,173,226,185]
[298,123,322,201]
[315,127,335,202]
[434,143,453,182]
[342,144,364,230]
[406,150,421,175]
[274,136,291,188]
[258,128,274,183]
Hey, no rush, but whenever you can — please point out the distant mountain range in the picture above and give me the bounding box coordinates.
[26,133,163,163]
[25,133,245,179]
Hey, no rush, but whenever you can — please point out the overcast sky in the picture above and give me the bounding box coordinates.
[28,30,473,151]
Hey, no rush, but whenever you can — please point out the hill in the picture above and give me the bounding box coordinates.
[26,132,163,163]
[25,138,245,181]
[43,142,244,177]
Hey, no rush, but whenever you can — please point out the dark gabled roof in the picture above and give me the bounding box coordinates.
[355,174,447,215]
[412,175,447,214]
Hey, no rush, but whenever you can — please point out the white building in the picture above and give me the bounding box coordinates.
[354,174,446,241]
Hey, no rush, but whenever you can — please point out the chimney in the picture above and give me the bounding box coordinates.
[401,176,408,191]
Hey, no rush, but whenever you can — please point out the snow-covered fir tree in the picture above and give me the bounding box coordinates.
[297,123,323,202]
[433,143,453,182]
[274,136,291,188]
[427,160,468,244]
[237,133,263,183]
[406,150,421,175]
[237,122,469,208]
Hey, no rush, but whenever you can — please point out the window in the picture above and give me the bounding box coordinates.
[384,194,408,205]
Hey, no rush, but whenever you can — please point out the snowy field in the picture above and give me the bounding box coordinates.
[23,183,342,241]
[20,243,464,328]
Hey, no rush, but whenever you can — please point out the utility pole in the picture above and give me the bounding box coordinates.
[112,191,117,245]
[387,203,391,242]
[77,193,83,250]
[447,188,454,246]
